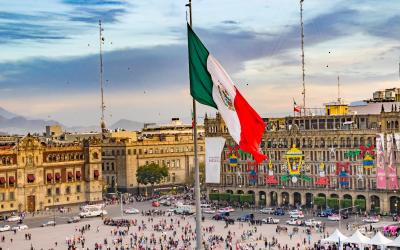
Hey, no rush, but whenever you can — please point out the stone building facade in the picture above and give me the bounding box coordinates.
[204,107,400,214]
[0,135,103,213]
[102,124,205,193]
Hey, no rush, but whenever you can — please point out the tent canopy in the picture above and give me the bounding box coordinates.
[367,231,392,246]
[321,229,348,243]
[342,230,370,245]
[386,234,400,247]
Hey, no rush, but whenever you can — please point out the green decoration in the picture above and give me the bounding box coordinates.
[281,174,289,181]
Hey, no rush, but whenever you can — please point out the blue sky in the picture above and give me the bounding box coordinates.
[0,0,399,127]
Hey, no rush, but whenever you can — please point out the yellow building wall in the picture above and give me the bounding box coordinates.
[325,105,348,116]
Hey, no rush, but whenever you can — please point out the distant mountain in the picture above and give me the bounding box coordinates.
[0,106,144,135]
[0,114,62,135]
[110,119,143,131]
[0,107,18,119]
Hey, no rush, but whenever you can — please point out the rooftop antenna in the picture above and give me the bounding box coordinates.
[300,0,306,116]
[99,20,106,135]
[337,75,341,103]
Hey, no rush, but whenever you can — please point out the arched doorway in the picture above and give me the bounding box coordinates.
[270,191,278,207]
[259,191,266,207]
[356,195,366,211]
[282,192,289,207]
[342,194,353,209]
[237,190,244,194]
[226,190,233,194]
[330,194,339,199]
[316,193,326,209]
[294,192,301,208]
[370,195,380,212]
[390,196,400,214]
[306,193,313,208]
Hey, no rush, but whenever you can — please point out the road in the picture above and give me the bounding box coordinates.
[0,201,392,231]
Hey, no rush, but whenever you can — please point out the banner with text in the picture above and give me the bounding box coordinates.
[205,137,226,183]
[376,133,386,189]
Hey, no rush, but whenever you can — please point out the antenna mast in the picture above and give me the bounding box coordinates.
[99,20,106,134]
[337,75,341,103]
[300,0,306,116]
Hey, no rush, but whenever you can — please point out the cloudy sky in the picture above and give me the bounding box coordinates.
[0,0,399,127]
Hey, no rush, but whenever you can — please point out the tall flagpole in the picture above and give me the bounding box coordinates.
[300,0,306,116]
[187,1,203,249]
[99,20,106,136]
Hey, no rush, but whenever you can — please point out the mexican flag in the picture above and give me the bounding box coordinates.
[187,24,266,163]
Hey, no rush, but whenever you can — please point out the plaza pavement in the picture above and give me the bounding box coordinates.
[0,212,334,250]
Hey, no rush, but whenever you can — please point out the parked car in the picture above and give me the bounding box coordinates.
[213,212,230,221]
[41,220,56,227]
[11,224,28,231]
[203,208,216,214]
[6,216,21,222]
[67,216,81,223]
[260,208,275,214]
[304,219,322,227]
[328,214,341,221]
[286,218,303,226]
[262,217,279,224]
[152,201,160,207]
[201,204,212,208]
[290,211,305,218]
[317,209,335,217]
[123,208,140,214]
[363,216,380,223]
[273,208,285,216]
[0,225,10,232]
[217,206,235,213]
[237,214,254,222]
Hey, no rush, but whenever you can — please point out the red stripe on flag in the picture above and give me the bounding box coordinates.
[233,87,267,163]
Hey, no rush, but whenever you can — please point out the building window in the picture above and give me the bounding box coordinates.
[67,172,73,182]
[77,196,80,200]
[9,192,14,200]
[66,186,71,194]
[172,173,176,183]
[128,149,131,155]
[94,170,99,180]
[27,174,35,183]
[55,173,61,182]
[133,149,137,154]
[47,188,52,196]
[76,171,81,180]
[76,185,81,193]
[55,188,60,195]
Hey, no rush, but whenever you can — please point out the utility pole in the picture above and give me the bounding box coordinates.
[300,0,306,116]
[99,20,106,136]
[187,1,203,249]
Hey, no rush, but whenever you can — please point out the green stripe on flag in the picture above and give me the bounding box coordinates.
[187,23,217,108]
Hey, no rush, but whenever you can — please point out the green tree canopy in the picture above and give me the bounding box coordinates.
[136,163,169,187]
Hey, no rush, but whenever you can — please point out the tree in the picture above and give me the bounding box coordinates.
[136,163,169,196]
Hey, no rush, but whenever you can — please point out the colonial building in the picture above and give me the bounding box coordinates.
[205,94,400,214]
[0,135,103,213]
[102,119,205,193]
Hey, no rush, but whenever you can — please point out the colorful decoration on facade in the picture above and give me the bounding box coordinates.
[344,149,360,158]
[359,145,375,158]
[363,154,374,169]
[248,169,257,185]
[281,145,311,183]
[336,162,350,186]
[265,160,278,184]
[315,162,328,186]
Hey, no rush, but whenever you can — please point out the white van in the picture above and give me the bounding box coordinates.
[79,208,107,218]
[175,205,194,215]
[201,204,211,208]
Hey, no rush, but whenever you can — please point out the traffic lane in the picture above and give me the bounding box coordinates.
[0,201,154,229]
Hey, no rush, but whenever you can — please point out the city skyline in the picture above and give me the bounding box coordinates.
[0,0,399,127]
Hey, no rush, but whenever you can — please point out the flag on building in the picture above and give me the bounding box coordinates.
[293,99,301,113]
[187,24,266,163]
